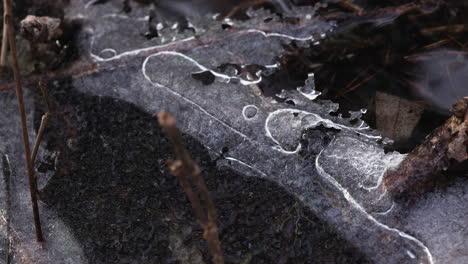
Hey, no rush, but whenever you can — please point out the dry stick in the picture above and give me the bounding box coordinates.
[4,0,44,242]
[0,0,8,67]
[31,80,51,165]
[384,97,468,196]
[30,113,50,165]
[158,111,224,264]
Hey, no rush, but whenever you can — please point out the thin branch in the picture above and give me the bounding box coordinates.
[4,0,43,242]
[31,80,51,165]
[158,111,224,264]
[0,0,7,67]
[30,113,50,166]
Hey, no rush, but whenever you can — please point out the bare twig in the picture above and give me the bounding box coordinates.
[158,111,224,264]
[4,0,43,242]
[30,113,50,166]
[31,80,51,165]
[0,0,7,67]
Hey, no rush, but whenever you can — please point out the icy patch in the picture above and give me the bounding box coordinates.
[77,0,333,64]
[325,137,404,191]
[318,136,405,213]
[223,157,268,178]
[142,53,254,143]
[144,51,263,85]
[242,105,259,120]
[52,2,453,262]
[90,37,196,62]
[398,176,468,264]
[246,29,316,41]
[297,73,321,101]
[265,109,381,153]
[316,148,434,264]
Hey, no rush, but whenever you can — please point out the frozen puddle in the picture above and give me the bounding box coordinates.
[138,45,434,263]
[2,0,466,263]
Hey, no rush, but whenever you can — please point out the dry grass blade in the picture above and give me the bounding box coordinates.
[4,0,43,242]
[158,111,224,264]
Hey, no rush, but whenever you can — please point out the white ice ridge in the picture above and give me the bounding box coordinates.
[90,37,196,62]
[374,202,395,215]
[322,137,405,193]
[264,109,381,154]
[84,0,99,10]
[225,157,268,178]
[142,52,308,156]
[102,13,149,21]
[99,48,117,57]
[246,29,317,41]
[297,87,321,101]
[315,147,434,264]
[143,51,264,86]
[363,153,406,191]
[242,105,259,120]
[406,249,417,259]
[298,73,321,101]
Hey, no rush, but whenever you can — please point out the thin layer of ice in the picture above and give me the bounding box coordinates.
[52,2,443,262]
[2,1,466,263]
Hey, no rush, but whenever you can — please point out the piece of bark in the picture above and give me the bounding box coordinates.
[384,97,468,196]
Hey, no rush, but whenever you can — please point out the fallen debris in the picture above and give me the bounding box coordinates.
[384,97,468,196]
[20,15,62,43]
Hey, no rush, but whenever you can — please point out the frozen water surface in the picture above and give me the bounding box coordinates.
[0,0,466,263]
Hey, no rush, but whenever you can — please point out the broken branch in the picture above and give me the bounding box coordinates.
[0,0,8,67]
[384,97,468,196]
[31,80,51,165]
